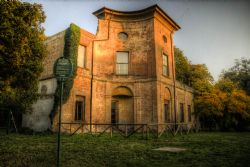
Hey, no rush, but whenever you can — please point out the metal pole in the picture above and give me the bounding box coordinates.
[170,32,177,132]
[57,81,64,167]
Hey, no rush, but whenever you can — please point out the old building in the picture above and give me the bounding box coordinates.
[23,5,194,132]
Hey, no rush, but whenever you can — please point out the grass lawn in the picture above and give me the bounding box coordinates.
[0,131,250,167]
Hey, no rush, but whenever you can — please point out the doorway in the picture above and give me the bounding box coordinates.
[164,100,170,123]
[111,86,134,124]
[111,101,118,124]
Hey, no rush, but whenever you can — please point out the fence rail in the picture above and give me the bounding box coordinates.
[60,122,199,139]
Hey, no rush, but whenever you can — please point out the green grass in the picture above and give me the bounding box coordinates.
[0,131,250,167]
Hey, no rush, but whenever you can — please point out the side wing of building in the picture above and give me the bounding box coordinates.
[22,31,65,131]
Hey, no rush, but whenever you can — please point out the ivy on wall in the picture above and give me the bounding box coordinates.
[50,23,80,123]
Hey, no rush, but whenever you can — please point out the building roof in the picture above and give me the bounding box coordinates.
[93,4,181,31]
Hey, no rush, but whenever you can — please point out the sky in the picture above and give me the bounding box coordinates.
[25,0,250,81]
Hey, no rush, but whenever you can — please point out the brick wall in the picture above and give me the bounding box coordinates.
[28,5,195,132]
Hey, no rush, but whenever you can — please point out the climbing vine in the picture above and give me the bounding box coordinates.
[50,23,80,122]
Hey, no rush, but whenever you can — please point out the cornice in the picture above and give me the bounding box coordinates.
[93,4,180,31]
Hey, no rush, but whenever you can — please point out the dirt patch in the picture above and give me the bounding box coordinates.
[153,147,187,152]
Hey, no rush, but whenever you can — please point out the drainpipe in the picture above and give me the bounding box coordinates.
[170,32,177,128]
[90,11,113,132]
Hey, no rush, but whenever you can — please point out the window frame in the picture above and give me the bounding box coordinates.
[116,51,129,75]
[162,53,169,76]
[74,96,85,122]
[77,45,87,68]
[179,103,185,123]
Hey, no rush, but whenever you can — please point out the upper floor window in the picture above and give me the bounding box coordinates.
[116,51,128,75]
[163,35,167,43]
[163,53,169,76]
[78,45,86,68]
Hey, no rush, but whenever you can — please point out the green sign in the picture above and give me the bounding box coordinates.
[54,57,73,81]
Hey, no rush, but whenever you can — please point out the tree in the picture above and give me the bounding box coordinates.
[0,0,46,112]
[194,78,250,131]
[174,47,214,93]
[174,47,217,129]
[194,89,224,129]
[174,47,191,85]
[215,78,250,130]
[222,58,250,95]
[189,64,214,91]
[175,47,250,131]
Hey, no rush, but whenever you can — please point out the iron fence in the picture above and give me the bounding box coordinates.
[60,122,200,139]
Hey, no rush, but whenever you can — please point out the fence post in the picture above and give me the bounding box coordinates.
[125,124,128,137]
[6,109,11,135]
[110,126,113,138]
[142,125,144,138]
[157,124,159,138]
[146,125,149,140]
[70,124,71,134]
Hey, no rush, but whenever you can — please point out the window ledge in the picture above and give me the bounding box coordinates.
[162,74,170,78]
[77,66,89,70]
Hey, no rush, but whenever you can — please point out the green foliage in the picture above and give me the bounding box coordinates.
[222,58,250,95]
[174,47,214,93]
[225,90,250,129]
[0,0,45,112]
[194,89,224,129]
[174,47,191,84]
[196,78,250,130]
[189,64,214,89]
[215,79,250,130]
[174,46,250,130]
[215,78,236,94]
[50,23,80,120]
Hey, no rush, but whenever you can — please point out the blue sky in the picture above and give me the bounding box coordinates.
[26,0,250,81]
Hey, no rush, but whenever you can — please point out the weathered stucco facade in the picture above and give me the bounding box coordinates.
[23,5,194,132]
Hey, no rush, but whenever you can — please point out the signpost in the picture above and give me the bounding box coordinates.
[53,57,73,167]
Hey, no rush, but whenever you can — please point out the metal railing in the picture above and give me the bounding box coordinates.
[60,122,199,139]
[147,123,199,138]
